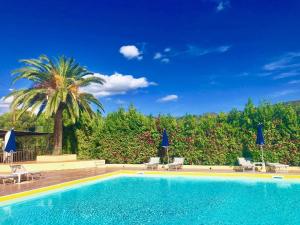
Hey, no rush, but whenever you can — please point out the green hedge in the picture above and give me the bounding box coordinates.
[63,100,300,166]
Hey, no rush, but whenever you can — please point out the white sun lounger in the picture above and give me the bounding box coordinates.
[267,163,289,173]
[237,157,263,172]
[21,165,42,179]
[144,157,160,170]
[0,174,17,184]
[10,165,42,183]
[167,157,184,170]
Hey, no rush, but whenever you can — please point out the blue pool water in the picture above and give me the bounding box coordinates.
[1,175,300,225]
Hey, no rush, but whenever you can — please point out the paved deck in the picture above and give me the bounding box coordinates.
[1,166,300,197]
[0,167,117,196]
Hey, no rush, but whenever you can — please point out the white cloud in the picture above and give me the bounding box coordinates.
[217,45,231,52]
[153,52,162,59]
[273,71,300,80]
[119,45,142,60]
[288,80,300,84]
[0,96,13,114]
[81,73,156,97]
[157,94,178,103]
[261,52,300,81]
[153,45,230,63]
[263,52,300,71]
[153,52,170,63]
[216,1,230,12]
[257,72,273,77]
[184,45,231,56]
[216,2,224,11]
[161,58,170,63]
[271,89,299,98]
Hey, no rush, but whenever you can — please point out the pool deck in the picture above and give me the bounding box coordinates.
[1,166,300,198]
[0,167,115,196]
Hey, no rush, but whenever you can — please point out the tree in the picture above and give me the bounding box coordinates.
[7,55,104,155]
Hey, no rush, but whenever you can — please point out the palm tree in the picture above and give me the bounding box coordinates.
[7,55,104,155]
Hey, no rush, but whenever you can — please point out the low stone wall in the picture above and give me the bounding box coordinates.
[36,154,77,162]
[106,164,300,172]
[106,164,235,170]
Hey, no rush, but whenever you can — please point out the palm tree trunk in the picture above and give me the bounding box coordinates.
[53,105,63,155]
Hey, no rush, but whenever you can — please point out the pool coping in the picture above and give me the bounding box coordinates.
[1,170,300,204]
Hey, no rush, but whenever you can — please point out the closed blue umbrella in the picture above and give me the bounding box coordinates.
[4,129,16,153]
[162,129,169,148]
[3,129,16,163]
[161,129,170,164]
[256,124,266,171]
[256,124,265,145]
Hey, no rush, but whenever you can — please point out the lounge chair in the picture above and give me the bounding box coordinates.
[22,165,42,179]
[10,165,42,183]
[0,174,17,184]
[144,157,160,170]
[237,157,263,172]
[267,163,289,173]
[167,157,184,170]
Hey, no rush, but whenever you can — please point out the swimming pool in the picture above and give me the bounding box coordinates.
[1,174,300,225]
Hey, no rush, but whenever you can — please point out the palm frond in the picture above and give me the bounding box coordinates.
[76,76,105,87]
[79,93,104,112]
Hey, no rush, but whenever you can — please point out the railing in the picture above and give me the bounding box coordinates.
[0,150,37,163]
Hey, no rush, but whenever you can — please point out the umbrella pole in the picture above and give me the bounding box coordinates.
[260,145,266,172]
[167,147,169,165]
[10,150,13,166]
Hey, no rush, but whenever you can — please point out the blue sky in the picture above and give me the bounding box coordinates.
[0,0,300,115]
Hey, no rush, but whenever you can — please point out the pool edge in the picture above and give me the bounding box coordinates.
[0,170,123,204]
[1,170,300,204]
